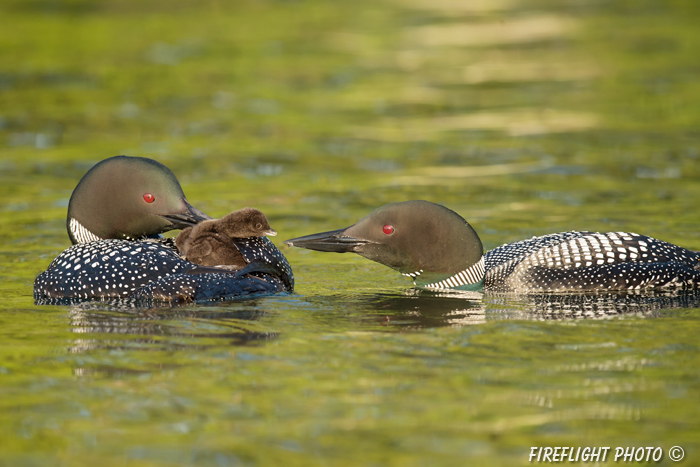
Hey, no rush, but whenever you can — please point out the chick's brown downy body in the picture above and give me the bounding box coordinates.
[176,207,276,269]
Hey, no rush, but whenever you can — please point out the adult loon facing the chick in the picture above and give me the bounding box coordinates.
[284,200,700,293]
[34,156,293,303]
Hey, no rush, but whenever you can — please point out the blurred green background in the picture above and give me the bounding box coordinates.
[1,0,700,465]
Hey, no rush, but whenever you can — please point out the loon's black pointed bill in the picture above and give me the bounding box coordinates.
[284,228,374,253]
[160,201,213,229]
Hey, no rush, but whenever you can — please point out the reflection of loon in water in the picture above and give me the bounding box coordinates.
[66,291,699,375]
[65,289,700,351]
[64,289,700,373]
[331,289,700,329]
[67,301,278,361]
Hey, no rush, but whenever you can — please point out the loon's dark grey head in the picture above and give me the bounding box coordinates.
[284,200,485,289]
[66,155,211,245]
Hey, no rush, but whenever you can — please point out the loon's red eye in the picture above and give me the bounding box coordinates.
[143,193,155,203]
[382,224,394,235]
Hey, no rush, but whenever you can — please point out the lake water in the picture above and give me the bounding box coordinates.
[1,0,699,465]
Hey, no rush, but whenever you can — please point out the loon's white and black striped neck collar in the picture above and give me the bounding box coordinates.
[69,218,102,244]
[402,256,485,291]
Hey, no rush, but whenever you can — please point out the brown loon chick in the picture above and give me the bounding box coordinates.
[176,207,277,269]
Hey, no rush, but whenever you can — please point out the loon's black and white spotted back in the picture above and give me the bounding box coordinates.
[284,200,700,293]
[34,236,293,303]
[484,231,699,292]
[34,156,294,303]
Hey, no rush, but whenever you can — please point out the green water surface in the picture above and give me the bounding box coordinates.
[1,0,699,465]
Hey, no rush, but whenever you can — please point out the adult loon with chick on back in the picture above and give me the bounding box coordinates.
[34,156,293,304]
[284,200,700,293]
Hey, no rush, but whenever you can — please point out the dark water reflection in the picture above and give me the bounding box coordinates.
[318,289,700,328]
[496,290,700,319]
[67,301,278,353]
[62,289,700,349]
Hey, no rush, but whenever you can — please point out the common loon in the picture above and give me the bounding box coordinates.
[176,207,277,269]
[284,200,700,293]
[34,156,293,304]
